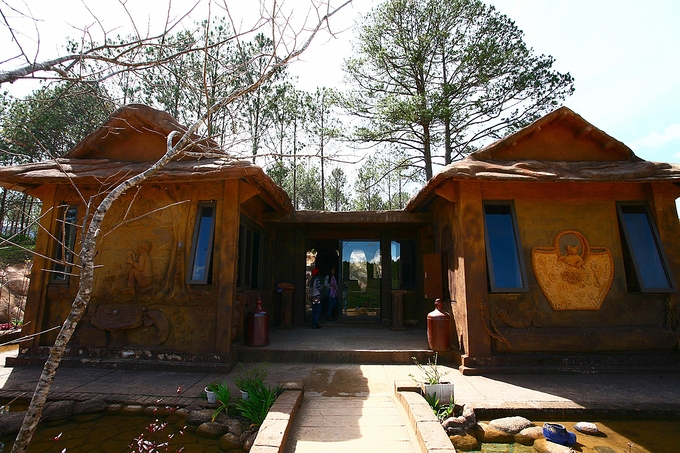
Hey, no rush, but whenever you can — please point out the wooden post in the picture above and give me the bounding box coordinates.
[22,186,56,349]
[215,179,240,356]
[457,181,492,360]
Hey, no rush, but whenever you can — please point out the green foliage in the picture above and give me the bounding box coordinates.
[211,383,231,422]
[205,381,221,393]
[409,353,449,385]
[233,362,269,391]
[0,235,35,267]
[1,83,113,163]
[424,393,457,422]
[234,380,281,426]
[344,0,574,180]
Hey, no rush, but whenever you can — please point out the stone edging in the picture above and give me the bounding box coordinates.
[394,385,455,453]
[250,383,304,453]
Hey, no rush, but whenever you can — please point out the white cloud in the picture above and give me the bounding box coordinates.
[630,124,680,150]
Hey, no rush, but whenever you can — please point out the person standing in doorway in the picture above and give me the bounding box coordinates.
[309,268,323,328]
[325,267,338,321]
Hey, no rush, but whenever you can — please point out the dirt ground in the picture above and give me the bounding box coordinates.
[0,262,30,325]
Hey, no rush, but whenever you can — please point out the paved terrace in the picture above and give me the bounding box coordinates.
[1,324,679,452]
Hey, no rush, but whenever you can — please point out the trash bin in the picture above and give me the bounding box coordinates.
[247,297,269,346]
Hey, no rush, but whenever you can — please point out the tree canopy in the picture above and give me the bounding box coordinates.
[343,0,575,180]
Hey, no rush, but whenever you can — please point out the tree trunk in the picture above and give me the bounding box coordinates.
[422,121,433,181]
[0,188,7,235]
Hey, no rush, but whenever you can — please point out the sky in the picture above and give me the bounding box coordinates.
[2,0,680,167]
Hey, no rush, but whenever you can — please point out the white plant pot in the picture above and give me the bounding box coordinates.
[205,387,217,404]
[422,382,454,404]
[239,389,249,400]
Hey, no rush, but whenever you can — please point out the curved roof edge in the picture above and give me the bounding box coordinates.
[406,107,680,212]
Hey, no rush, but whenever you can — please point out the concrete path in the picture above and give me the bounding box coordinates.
[284,396,418,453]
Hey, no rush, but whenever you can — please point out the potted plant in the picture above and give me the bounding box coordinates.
[233,362,269,399]
[409,353,454,403]
[204,381,221,404]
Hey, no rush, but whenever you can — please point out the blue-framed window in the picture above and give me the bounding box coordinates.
[483,201,528,292]
[617,202,675,292]
[188,202,216,284]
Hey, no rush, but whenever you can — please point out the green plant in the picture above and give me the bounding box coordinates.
[233,362,269,390]
[205,381,221,393]
[235,380,281,426]
[211,383,231,421]
[423,393,457,422]
[409,353,449,384]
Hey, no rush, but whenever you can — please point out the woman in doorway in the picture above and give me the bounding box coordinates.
[309,268,323,328]
[325,267,338,321]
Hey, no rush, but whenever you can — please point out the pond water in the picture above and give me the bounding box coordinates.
[476,419,680,453]
[0,411,225,453]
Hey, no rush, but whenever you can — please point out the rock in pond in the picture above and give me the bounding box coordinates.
[449,432,479,451]
[488,415,533,434]
[574,421,599,434]
[196,421,227,438]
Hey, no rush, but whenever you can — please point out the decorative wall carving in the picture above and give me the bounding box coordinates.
[532,230,613,310]
[90,304,170,348]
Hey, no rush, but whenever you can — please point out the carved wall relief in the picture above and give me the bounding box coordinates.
[532,230,613,310]
[90,304,170,348]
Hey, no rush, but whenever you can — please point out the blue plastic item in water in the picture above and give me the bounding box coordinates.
[543,422,577,446]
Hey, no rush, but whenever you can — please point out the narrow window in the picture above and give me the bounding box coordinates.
[237,219,266,290]
[188,202,216,284]
[483,202,528,292]
[617,203,674,292]
[51,205,78,282]
[391,240,416,290]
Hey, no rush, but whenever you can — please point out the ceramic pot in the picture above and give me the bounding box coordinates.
[239,389,249,400]
[422,382,454,403]
[205,387,217,404]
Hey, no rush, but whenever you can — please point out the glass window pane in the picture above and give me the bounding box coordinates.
[190,205,215,282]
[53,205,78,281]
[341,240,381,318]
[621,205,672,289]
[391,240,416,290]
[484,204,523,290]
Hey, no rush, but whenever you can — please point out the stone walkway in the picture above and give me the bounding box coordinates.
[284,395,419,453]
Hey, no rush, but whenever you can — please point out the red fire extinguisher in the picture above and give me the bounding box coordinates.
[427,298,451,352]
[247,297,269,347]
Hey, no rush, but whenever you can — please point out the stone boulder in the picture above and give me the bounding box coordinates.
[219,432,243,451]
[449,433,479,451]
[533,437,575,453]
[43,400,75,421]
[196,421,227,439]
[186,408,215,425]
[515,425,544,445]
[0,412,25,435]
[224,418,243,436]
[73,398,107,415]
[472,422,515,443]
[488,416,533,434]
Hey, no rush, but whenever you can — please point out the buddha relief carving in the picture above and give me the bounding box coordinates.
[532,230,613,310]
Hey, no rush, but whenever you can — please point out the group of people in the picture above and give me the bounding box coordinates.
[308,267,339,329]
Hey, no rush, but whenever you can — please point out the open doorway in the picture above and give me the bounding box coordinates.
[305,242,340,325]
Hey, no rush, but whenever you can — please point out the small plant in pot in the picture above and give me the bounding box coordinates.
[233,362,269,399]
[409,353,454,404]
[204,381,221,404]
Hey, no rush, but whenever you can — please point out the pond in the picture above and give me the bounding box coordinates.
[474,419,680,453]
[0,409,239,452]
